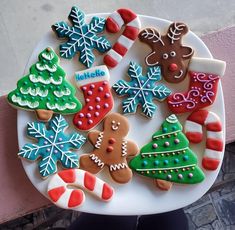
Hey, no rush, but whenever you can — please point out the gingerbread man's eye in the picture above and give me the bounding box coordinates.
[162,53,168,60]
[111,120,115,124]
[117,122,121,126]
[170,51,176,57]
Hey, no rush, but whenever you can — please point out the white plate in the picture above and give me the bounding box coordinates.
[17,14,225,215]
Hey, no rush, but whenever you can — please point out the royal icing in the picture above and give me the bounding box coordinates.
[18,115,86,178]
[7,47,82,121]
[184,109,224,170]
[167,57,226,114]
[112,62,171,118]
[73,66,114,131]
[47,169,114,209]
[103,8,141,68]
[138,22,194,83]
[52,6,111,68]
[129,114,205,188]
[79,113,139,184]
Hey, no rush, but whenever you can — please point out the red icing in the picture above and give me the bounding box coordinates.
[48,186,65,202]
[68,189,84,207]
[84,172,96,191]
[168,63,178,72]
[206,138,223,151]
[202,157,220,170]
[58,169,76,183]
[113,42,128,56]
[108,138,116,144]
[187,109,208,125]
[73,81,114,130]
[103,55,118,68]
[106,146,114,152]
[206,122,222,132]
[101,183,113,200]
[123,26,139,40]
[186,132,203,143]
[106,17,120,33]
[117,8,137,24]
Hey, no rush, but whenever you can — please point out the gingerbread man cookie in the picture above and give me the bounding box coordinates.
[139,22,194,83]
[79,113,139,184]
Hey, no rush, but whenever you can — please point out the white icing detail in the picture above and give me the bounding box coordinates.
[109,11,124,29]
[54,88,71,97]
[46,102,77,111]
[118,35,134,49]
[42,51,55,61]
[20,87,48,97]
[122,141,128,156]
[204,111,220,125]
[11,95,39,108]
[136,164,196,172]
[167,22,186,44]
[36,63,57,72]
[145,51,159,66]
[75,65,110,87]
[95,132,104,149]
[141,28,164,46]
[166,114,178,123]
[207,131,223,140]
[110,163,127,171]
[89,154,105,168]
[174,70,183,79]
[127,17,141,29]
[112,125,119,131]
[141,147,188,156]
[29,74,63,85]
[163,53,168,59]
[182,47,194,58]
[184,120,202,133]
[106,49,122,62]
[204,149,222,160]
[189,57,226,76]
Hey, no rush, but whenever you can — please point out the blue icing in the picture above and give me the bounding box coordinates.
[113,62,171,118]
[52,6,111,68]
[19,115,86,177]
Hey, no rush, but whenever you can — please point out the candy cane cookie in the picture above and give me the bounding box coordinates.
[47,169,114,209]
[104,8,141,68]
[184,110,224,170]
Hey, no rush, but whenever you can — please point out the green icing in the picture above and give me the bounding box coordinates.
[7,47,82,114]
[129,114,205,184]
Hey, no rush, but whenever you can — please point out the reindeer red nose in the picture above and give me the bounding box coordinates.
[168,63,178,72]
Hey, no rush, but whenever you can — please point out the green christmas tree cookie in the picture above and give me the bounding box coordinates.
[8,47,82,121]
[129,114,205,191]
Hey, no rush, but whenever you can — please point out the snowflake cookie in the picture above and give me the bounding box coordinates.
[52,6,111,68]
[18,115,86,178]
[112,62,171,118]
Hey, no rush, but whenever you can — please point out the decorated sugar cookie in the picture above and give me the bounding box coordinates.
[48,169,114,209]
[167,57,226,114]
[18,115,86,178]
[103,8,141,68]
[185,109,224,170]
[139,22,194,83]
[73,65,114,131]
[79,113,139,184]
[7,47,82,121]
[52,6,111,68]
[112,62,171,118]
[129,114,205,191]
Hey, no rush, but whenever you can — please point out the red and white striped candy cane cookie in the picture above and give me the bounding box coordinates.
[47,169,114,209]
[184,109,224,170]
[104,8,141,68]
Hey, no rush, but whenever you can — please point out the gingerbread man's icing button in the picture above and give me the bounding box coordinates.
[108,138,116,144]
[106,146,114,152]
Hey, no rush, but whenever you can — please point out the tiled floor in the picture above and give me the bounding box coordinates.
[1,142,235,230]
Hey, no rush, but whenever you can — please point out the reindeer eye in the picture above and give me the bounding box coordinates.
[162,53,168,59]
[170,51,176,57]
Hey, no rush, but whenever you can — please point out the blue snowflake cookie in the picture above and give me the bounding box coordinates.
[52,6,111,68]
[18,115,86,178]
[113,62,171,118]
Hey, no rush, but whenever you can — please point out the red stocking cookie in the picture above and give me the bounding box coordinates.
[184,109,224,170]
[104,8,141,68]
[73,66,114,131]
[138,22,194,83]
[167,57,226,114]
[79,113,139,184]
[47,169,114,209]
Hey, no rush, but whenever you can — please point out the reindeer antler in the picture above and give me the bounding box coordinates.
[167,22,188,44]
[139,28,164,46]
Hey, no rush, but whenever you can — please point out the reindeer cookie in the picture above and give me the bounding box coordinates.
[79,113,139,184]
[139,22,194,83]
